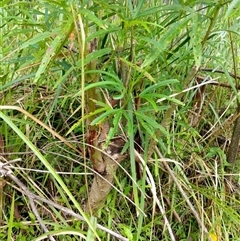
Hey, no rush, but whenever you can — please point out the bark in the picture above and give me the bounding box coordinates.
[226,104,240,172]
[86,137,127,214]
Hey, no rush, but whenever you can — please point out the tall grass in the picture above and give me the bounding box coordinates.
[1,0,240,240]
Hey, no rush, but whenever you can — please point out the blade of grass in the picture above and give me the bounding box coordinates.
[0,111,100,240]
[7,191,15,241]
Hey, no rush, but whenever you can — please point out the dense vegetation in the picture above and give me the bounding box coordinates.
[1,0,240,240]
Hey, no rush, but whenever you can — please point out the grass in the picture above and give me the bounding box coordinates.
[1,0,240,240]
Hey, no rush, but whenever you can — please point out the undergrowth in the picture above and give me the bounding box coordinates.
[1,1,240,241]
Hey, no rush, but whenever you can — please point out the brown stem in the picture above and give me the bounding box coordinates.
[3,165,128,241]
[200,68,240,80]
[226,105,240,171]
[86,137,127,214]
[226,18,240,172]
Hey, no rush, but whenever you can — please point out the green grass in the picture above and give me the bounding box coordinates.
[1,0,240,240]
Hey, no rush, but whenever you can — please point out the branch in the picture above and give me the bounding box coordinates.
[0,158,128,241]
[0,157,55,241]
[200,68,240,80]
[154,148,213,241]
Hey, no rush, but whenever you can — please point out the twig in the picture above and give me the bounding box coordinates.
[0,161,56,241]
[29,198,56,241]
[0,160,129,241]
[196,75,240,89]
[0,106,80,154]
[154,147,212,241]
[135,150,176,241]
[200,68,240,80]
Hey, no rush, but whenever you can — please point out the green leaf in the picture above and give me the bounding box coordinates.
[7,192,15,241]
[73,70,125,97]
[190,13,203,68]
[139,79,178,95]
[0,73,36,91]
[118,224,133,240]
[140,95,159,111]
[19,31,53,51]
[86,217,97,241]
[125,20,152,33]
[132,0,144,19]
[137,117,158,141]
[134,5,164,19]
[154,94,184,106]
[104,110,122,147]
[28,212,36,222]
[84,48,112,66]
[0,0,12,6]
[32,228,86,241]
[135,111,168,137]
[142,16,191,67]
[90,99,112,108]
[91,109,120,125]
[224,67,239,98]
[119,58,156,83]
[34,19,73,83]
[86,70,123,83]
[123,111,134,137]
[79,9,108,29]
[84,80,123,92]
[0,111,98,238]
[66,107,110,135]
[225,0,240,19]
[86,27,119,41]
